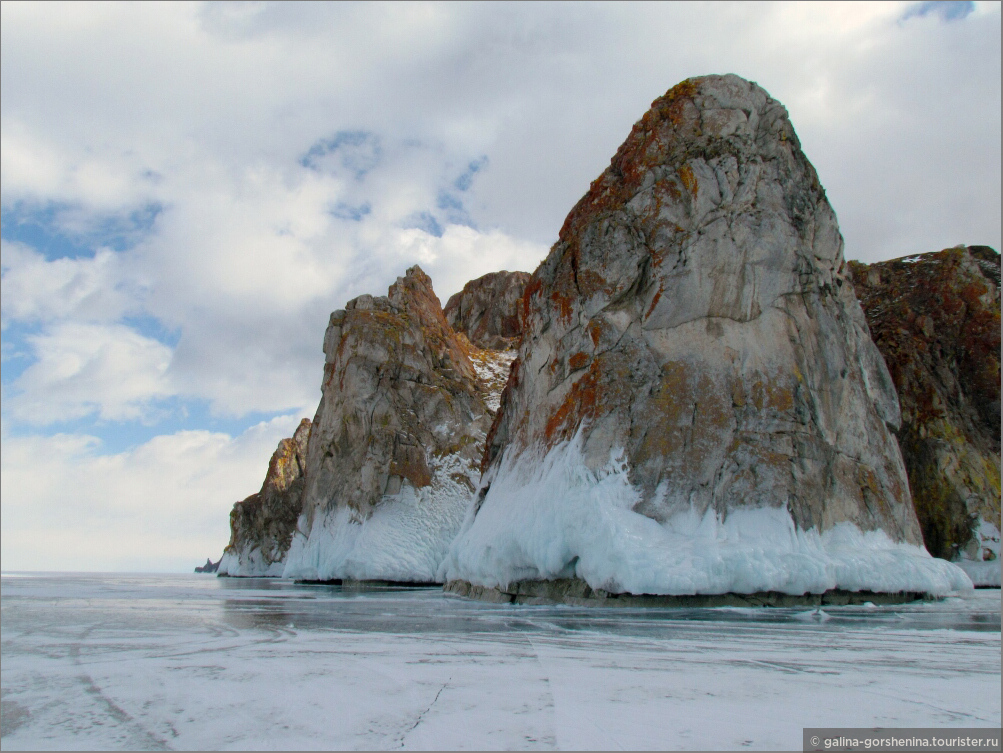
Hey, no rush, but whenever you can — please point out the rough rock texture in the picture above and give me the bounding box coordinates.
[282,266,494,582]
[444,270,531,350]
[849,246,1001,579]
[443,75,970,596]
[487,75,916,537]
[217,418,311,576]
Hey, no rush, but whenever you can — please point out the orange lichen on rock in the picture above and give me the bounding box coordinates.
[545,363,603,444]
[475,74,926,560]
[850,246,1001,560]
[677,164,697,197]
[557,80,702,245]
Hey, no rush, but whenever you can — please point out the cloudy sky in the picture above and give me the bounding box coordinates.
[2,1,999,572]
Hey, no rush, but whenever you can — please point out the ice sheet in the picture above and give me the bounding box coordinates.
[441,434,974,596]
[1,574,998,751]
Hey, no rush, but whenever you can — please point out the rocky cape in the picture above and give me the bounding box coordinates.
[440,74,970,598]
[215,74,978,599]
[850,246,1001,587]
[219,266,518,581]
[217,418,311,576]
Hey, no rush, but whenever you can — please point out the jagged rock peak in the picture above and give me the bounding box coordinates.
[218,417,311,576]
[283,265,493,582]
[340,265,480,388]
[444,270,532,351]
[850,246,1000,585]
[443,75,970,597]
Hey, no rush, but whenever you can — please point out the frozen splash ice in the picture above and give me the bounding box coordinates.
[440,432,973,596]
[283,451,476,582]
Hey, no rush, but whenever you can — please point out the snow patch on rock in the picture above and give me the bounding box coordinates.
[470,348,517,413]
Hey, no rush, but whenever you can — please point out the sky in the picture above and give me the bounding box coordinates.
[2,1,1000,572]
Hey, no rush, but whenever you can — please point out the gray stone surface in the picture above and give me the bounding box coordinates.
[277,266,494,581]
[218,418,311,576]
[299,266,491,528]
[482,74,922,544]
[444,270,531,350]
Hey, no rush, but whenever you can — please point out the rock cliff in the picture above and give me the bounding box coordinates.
[850,246,1001,586]
[444,270,531,350]
[218,418,311,576]
[441,75,970,597]
[282,266,494,582]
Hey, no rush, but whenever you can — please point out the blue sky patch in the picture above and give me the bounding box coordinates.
[902,1,975,22]
[454,156,488,192]
[1,202,163,260]
[403,211,444,238]
[300,131,382,179]
[121,314,182,349]
[329,201,372,221]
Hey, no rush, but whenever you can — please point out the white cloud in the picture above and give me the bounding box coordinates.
[0,415,302,571]
[8,322,174,424]
[388,225,548,305]
[1,240,136,325]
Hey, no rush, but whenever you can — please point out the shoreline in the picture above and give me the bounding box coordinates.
[444,578,933,607]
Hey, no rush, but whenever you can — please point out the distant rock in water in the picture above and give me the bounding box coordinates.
[441,74,970,597]
[444,270,531,350]
[218,418,311,576]
[282,266,494,582]
[850,246,1001,587]
[194,558,220,573]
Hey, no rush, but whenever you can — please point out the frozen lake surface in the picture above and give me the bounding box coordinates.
[1,573,999,750]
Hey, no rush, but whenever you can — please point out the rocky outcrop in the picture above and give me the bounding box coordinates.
[441,75,970,597]
[282,266,494,582]
[194,558,220,573]
[217,418,311,576]
[444,270,531,350]
[850,246,1000,585]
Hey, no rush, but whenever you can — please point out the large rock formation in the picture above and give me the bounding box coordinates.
[850,246,1001,586]
[441,75,970,597]
[218,418,311,576]
[282,266,494,582]
[444,270,531,350]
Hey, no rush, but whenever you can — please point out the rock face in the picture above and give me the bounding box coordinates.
[194,558,220,573]
[217,418,311,576]
[282,266,494,582]
[850,247,1001,585]
[441,75,970,597]
[444,271,531,350]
